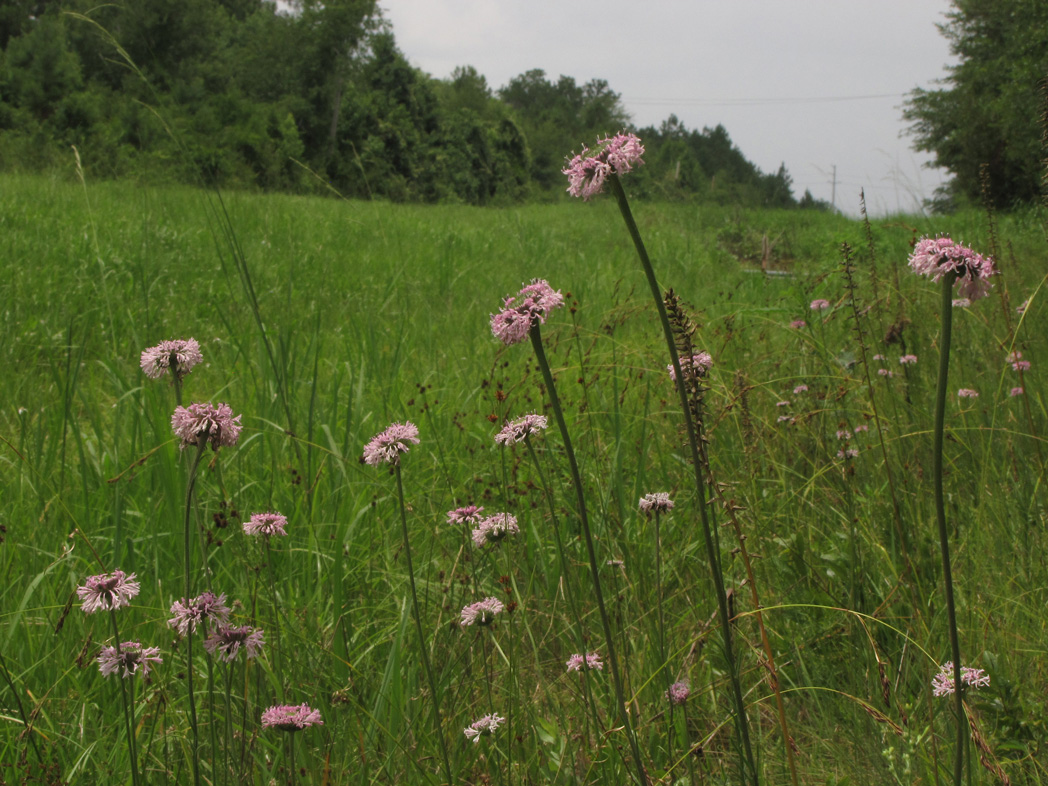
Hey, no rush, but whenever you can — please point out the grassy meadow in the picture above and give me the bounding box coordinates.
[0,171,1045,785]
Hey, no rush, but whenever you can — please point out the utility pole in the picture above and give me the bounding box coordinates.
[831,164,837,212]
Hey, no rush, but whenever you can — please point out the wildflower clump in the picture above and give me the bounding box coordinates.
[464,713,504,742]
[141,338,203,381]
[932,662,990,697]
[490,279,564,346]
[908,235,995,300]
[261,704,322,731]
[362,422,420,466]
[172,402,242,450]
[562,133,644,200]
[77,571,140,614]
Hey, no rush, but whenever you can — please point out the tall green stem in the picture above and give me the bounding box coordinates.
[932,272,965,786]
[608,173,757,785]
[394,464,454,786]
[109,612,140,786]
[528,324,649,786]
[184,440,208,786]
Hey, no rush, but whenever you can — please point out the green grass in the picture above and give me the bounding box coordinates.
[1,171,1045,785]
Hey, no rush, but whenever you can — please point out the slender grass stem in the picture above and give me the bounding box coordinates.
[932,272,965,786]
[608,173,757,785]
[264,538,286,696]
[109,612,141,786]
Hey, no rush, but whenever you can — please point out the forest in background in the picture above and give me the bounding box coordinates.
[0,0,807,207]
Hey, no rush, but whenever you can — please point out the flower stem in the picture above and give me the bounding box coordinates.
[608,172,757,785]
[394,464,454,786]
[183,440,208,786]
[528,323,649,786]
[932,272,965,786]
[109,612,140,786]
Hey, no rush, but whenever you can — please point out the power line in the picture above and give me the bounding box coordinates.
[622,93,904,108]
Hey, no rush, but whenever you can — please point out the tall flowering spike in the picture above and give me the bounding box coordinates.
[97,642,162,679]
[168,591,231,637]
[141,338,203,381]
[566,652,604,672]
[204,625,266,662]
[464,713,505,743]
[563,133,645,200]
[446,505,484,526]
[932,662,990,697]
[171,402,242,450]
[494,413,548,445]
[460,597,505,627]
[362,421,420,466]
[908,235,996,300]
[243,512,288,537]
[471,512,519,548]
[261,704,323,731]
[490,279,564,346]
[639,492,674,516]
[77,570,140,614]
[667,352,713,382]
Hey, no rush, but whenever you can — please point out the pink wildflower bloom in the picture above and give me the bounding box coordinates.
[168,591,231,637]
[793,384,808,394]
[810,299,831,311]
[362,421,420,466]
[899,354,918,365]
[261,704,322,731]
[639,492,674,515]
[495,413,548,445]
[931,662,990,697]
[777,415,795,424]
[1007,351,1030,372]
[464,713,505,742]
[666,681,690,706]
[872,354,886,361]
[566,652,603,672]
[1010,387,1024,397]
[837,448,859,459]
[172,402,242,450]
[243,512,288,537]
[471,513,519,547]
[878,369,894,378]
[957,388,979,399]
[77,570,140,614]
[789,319,807,329]
[141,338,203,381]
[667,352,713,382]
[908,235,995,300]
[97,642,162,679]
[563,133,645,200]
[447,506,484,526]
[836,430,851,440]
[952,298,971,308]
[853,424,869,433]
[204,625,265,662]
[490,279,564,345]
[460,597,505,627]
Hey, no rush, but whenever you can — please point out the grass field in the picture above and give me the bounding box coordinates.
[1,171,1045,785]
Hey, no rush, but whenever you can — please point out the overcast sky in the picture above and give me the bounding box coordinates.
[380,0,959,215]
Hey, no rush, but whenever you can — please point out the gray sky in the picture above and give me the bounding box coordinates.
[380,0,958,215]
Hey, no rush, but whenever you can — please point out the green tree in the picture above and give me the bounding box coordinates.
[903,0,1048,208]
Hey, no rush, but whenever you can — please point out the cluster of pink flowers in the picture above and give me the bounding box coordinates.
[243,512,288,537]
[261,704,322,731]
[77,570,140,614]
[908,235,995,300]
[776,400,790,408]
[835,429,851,441]
[141,338,203,381]
[471,512,519,548]
[463,713,504,742]
[97,642,163,679]
[931,662,990,697]
[362,421,420,466]
[1010,387,1024,397]
[853,424,869,434]
[837,448,859,460]
[878,369,894,378]
[490,279,564,346]
[562,133,645,200]
[668,352,713,382]
[899,354,918,365]
[204,625,266,662]
[789,319,807,329]
[666,681,690,706]
[172,402,242,450]
[793,384,808,394]
[1006,351,1030,372]
[494,413,548,445]
[168,591,231,637]
[957,389,979,399]
[952,298,971,308]
[566,652,603,672]
[810,299,831,311]
[460,597,505,627]
[639,492,674,515]
[446,505,484,526]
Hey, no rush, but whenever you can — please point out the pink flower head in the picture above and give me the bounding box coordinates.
[777,415,795,424]
[908,236,995,300]
[460,597,505,627]
[666,681,690,706]
[204,624,266,662]
[789,319,807,329]
[853,424,869,433]
[1010,387,1024,397]
[810,299,831,311]
[563,133,645,200]
[932,662,990,697]
[447,506,484,526]
[362,421,420,466]
[490,279,564,345]
[776,400,790,408]
[793,384,809,394]
[836,429,851,441]
[464,713,505,742]
[639,492,674,516]
[495,413,548,445]
[141,338,203,381]
[899,354,918,365]
[667,352,713,382]
[168,591,231,637]
[957,388,979,399]
[261,704,322,731]
[873,354,886,362]
[952,298,971,308]
[243,512,288,537]
[837,448,859,459]
[172,402,242,450]
[1006,351,1030,372]
[878,369,894,378]
[97,642,162,679]
[77,570,140,614]
[566,652,603,672]
[471,513,519,547]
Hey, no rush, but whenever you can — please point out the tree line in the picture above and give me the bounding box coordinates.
[0,0,811,207]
